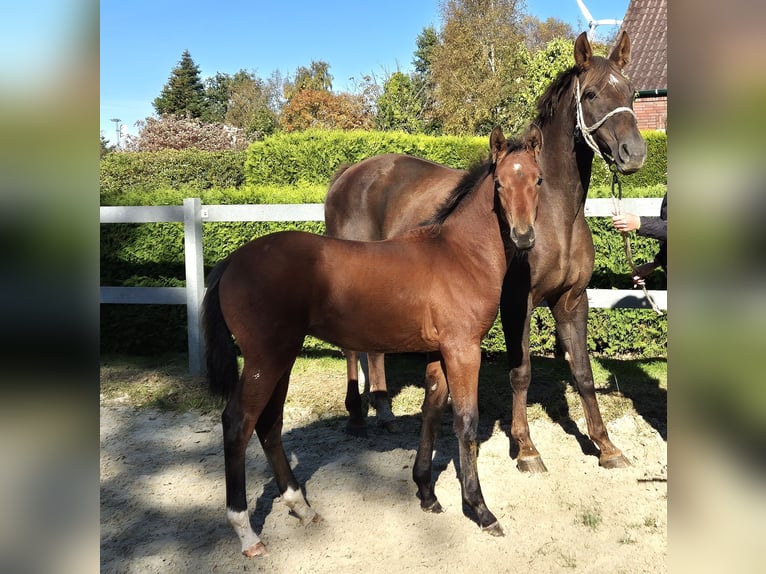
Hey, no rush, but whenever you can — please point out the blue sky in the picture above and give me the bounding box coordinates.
[100,0,628,142]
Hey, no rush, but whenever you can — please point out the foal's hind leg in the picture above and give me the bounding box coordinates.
[256,365,321,527]
[552,296,629,468]
[413,353,450,513]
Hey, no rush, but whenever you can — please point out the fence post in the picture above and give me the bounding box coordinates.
[183,198,205,375]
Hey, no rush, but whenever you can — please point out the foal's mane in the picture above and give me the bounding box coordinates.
[534,57,615,126]
[423,137,526,226]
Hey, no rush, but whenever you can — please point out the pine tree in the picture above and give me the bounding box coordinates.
[153,50,209,119]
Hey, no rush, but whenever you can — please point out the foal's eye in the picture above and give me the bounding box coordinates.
[536,176,543,186]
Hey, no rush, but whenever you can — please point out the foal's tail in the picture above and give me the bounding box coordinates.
[202,258,238,401]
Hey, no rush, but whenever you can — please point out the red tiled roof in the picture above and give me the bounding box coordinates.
[619,0,667,92]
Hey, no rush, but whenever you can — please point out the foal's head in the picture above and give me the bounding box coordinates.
[490,124,543,251]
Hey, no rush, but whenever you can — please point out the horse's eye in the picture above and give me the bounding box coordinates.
[584,91,597,100]
[537,176,543,186]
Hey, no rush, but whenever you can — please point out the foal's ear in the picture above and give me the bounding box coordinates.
[523,124,543,165]
[609,31,631,69]
[574,32,592,70]
[490,125,507,164]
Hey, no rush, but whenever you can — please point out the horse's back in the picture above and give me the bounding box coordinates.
[325,154,465,241]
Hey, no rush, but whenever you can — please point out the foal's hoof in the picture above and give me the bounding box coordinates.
[600,452,631,469]
[421,500,444,514]
[301,511,323,527]
[517,455,548,474]
[242,542,268,558]
[481,521,505,537]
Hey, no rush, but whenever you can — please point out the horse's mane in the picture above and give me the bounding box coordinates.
[534,57,615,126]
[423,137,526,226]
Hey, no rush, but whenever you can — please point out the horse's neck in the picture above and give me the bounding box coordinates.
[539,96,594,224]
[441,176,507,272]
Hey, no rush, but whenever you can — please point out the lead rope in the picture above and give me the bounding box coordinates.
[574,77,664,315]
[610,167,664,315]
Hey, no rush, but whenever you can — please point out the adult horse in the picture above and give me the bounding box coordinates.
[325,32,646,470]
[203,126,543,556]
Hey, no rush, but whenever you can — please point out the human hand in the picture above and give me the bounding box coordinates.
[612,212,641,233]
[631,261,657,287]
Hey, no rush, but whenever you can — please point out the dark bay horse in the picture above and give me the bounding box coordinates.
[325,32,646,471]
[203,126,543,556]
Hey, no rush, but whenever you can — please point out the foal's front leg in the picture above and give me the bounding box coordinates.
[444,346,503,536]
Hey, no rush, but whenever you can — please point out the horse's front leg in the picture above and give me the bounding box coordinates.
[444,344,503,536]
[552,293,629,468]
[501,276,547,472]
[413,352,449,513]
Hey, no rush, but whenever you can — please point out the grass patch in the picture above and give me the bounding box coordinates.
[100,350,666,437]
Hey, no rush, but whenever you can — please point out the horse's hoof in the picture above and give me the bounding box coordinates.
[378,419,400,434]
[421,500,444,514]
[482,521,505,537]
[345,422,368,438]
[600,452,631,469]
[242,542,268,557]
[517,456,548,473]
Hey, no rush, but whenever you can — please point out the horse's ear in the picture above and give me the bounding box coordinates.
[523,124,543,165]
[609,31,631,69]
[490,126,507,164]
[574,32,592,70]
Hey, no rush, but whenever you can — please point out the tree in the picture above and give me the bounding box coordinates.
[223,71,280,139]
[153,50,209,119]
[283,60,333,101]
[376,72,423,133]
[128,114,245,151]
[279,89,373,131]
[411,26,442,134]
[521,15,576,52]
[430,0,526,134]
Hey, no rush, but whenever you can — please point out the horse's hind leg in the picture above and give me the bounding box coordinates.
[413,353,449,513]
[256,364,321,527]
[367,352,397,432]
[552,296,629,468]
[222,361,272,557]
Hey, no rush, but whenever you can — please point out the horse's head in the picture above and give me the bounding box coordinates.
[490,124,543,251]
[574,31,647,174]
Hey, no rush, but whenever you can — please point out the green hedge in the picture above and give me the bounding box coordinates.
[101,130,667,356]
[244,129,488,186]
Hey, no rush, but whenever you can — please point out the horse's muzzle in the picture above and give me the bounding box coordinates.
[615,137,647,174]
[511,228,535,251]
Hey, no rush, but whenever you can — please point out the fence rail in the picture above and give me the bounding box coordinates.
[100,198,666,374]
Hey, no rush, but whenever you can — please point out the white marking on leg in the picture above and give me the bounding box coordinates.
[430,383,438,392]
[227,508,262,554]
[282,486,317,525]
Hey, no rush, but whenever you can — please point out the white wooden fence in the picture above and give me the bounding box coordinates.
[100,197,666,374]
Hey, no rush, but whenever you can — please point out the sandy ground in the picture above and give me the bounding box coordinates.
[100,397,666,573]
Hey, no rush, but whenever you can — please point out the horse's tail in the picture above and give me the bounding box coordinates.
[202,258,238,400]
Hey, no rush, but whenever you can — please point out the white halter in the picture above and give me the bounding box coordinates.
[574,77,636,164]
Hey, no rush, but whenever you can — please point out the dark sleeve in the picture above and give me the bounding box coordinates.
[637,194,667,241]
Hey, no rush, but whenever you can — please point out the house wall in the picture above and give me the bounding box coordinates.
[634,96,667,131]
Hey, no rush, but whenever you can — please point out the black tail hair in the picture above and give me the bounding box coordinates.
[202,258,238,400]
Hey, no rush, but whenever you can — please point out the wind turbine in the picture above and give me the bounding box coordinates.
[576,0,623,42]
